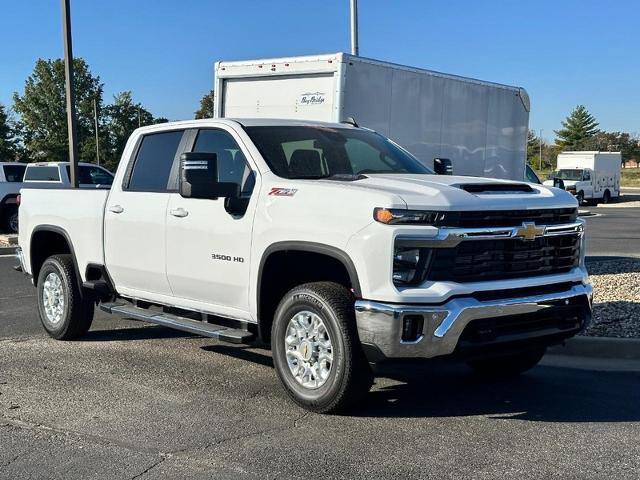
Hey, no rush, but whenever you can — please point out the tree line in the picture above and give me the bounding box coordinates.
[527,105,640,171]
[2,59,638,173]
[0,58,169,171]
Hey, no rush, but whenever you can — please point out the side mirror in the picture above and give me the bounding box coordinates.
[553,177,565,190]
[433,158,453,175]
[179,152,239,200]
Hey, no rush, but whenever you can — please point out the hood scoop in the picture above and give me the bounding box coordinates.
[457,183,535,194]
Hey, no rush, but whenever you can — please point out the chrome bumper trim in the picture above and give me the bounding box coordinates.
[354,283,593,360]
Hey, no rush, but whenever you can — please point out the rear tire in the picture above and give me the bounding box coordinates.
[466,347,546,377]
[602,190,611,204]
[271,282,373,414]
[3,207,18,233]
[37,254,94,340]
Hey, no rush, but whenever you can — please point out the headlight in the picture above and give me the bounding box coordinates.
[374,208,443,225]
[393,244,432,286]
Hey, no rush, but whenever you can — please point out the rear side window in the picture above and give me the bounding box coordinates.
[24,166,60,181]
[66,166,114,186]
[3,164,26,182]
[127,130,184,191]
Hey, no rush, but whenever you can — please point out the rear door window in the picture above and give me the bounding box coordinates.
[24,166,61,182]
[3,164,26,182]
[66,166,114,186]
[127,130,185,191]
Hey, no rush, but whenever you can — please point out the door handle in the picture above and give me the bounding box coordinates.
[109,205,124,214]
[170,208,189,218]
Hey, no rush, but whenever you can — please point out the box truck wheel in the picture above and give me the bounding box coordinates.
[466,347,546,377]
[37,254,94,340]
[576,191,584,205]
[271,282,373,413]
[603,190,611,204]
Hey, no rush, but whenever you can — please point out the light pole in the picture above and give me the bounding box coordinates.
[93,97,100,166]
[61,0,79,188]
[350,0,359,55]
[539,129,543,171]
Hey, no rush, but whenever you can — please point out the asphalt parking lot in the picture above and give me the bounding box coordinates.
[1,209,640,479]
[584,206,640,258]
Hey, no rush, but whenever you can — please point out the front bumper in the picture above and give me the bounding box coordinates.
[355,283,593,361]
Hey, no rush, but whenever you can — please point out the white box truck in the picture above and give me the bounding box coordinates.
[214,53,530,181]
[543,151,621,204]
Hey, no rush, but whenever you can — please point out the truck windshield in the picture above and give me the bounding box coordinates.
[244,126,432,179]
[555,169,583,181]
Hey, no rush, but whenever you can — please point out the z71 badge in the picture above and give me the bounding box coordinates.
[268,187,298,197]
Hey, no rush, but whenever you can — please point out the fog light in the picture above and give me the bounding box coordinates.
[401,315,424,342]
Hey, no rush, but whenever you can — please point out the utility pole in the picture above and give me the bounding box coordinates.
[93,97,100,166]
[350,0,359,55]
[138,107,141,128]
[539,129,543,171]
[61,0,79,188]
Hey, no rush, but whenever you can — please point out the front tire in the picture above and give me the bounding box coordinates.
[37,254,94,340]
[576,191,584,205]
[271,282,373,414]
[466,347,546,377]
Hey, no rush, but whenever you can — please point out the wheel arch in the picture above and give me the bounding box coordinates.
[256,241,361,343]
[30,225,82,292]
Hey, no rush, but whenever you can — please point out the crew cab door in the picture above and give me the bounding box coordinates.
[104,129,188,301]
[165,127,258,318]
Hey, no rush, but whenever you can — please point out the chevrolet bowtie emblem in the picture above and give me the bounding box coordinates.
[514,222,545,241]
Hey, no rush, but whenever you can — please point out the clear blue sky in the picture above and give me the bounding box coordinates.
[1,0,638,141]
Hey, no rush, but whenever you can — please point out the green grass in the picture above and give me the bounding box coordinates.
[621,168,640,187]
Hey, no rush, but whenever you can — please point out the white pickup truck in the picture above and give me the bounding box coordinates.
[16,119,592,413]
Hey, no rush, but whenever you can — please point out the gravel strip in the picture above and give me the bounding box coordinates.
[582,259,640,338]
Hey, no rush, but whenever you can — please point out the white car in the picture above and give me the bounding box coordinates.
[15,119,591,413]
[0,162,27,233]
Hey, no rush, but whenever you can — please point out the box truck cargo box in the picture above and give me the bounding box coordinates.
[215,53,530,181]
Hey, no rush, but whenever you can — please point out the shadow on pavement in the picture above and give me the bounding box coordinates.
[83,325,195,342]
[201,344,274,368]
[586,256,640,272]
[356,360,640,422]
[80,326,639,423]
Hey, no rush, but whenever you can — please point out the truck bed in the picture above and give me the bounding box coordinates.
[18,188,109,281]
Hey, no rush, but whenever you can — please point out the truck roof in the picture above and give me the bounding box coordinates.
[132,118,359,135]
[216,52,525,93]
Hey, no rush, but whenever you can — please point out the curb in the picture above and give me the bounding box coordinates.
[549,336,640,360]
[0,246,16,255]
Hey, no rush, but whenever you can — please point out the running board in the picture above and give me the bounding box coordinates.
[99,302,255,344]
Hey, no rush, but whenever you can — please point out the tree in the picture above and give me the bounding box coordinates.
[0,103,20,161]
[103,91,154,169]
[12,58,103,163]
[554,105,599,149]
[194,90,215,119]
[583,131,640,166]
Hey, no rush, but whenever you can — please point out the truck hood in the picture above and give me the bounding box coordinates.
[339,174,577,210]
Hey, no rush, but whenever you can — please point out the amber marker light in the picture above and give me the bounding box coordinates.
[374,208,394,224]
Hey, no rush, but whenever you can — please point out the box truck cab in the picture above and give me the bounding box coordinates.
[214,53,530,182]
[544,152,621,204]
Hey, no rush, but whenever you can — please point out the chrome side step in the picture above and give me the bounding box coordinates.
[99,302,255,344]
